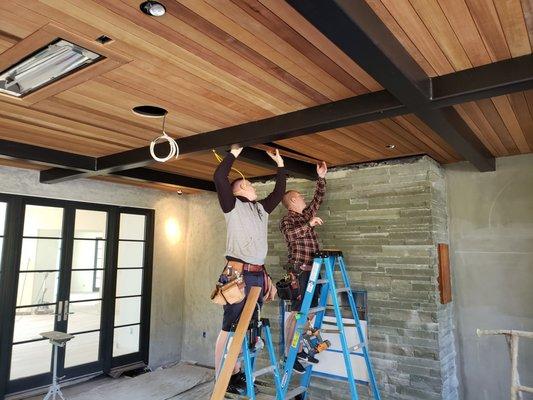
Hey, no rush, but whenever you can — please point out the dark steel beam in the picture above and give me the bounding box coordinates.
[431,53,533,107]
[287,0,495,171]
[238,147,315,180]
[111,168,216,192]
[0,139,96,171]
[39,90,405,183]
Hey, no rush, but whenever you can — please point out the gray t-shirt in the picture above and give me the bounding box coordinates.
[224,199,269,265]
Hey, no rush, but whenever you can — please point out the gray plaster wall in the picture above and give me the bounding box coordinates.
[0,166,189,368]
[445,154,533,400]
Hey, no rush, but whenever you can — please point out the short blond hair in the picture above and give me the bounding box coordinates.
[282,190,299,209]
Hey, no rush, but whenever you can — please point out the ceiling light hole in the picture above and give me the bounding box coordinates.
[132,105,168,118]
[140,1,166,17]
[96,35,113,45]
[386,144,396,149]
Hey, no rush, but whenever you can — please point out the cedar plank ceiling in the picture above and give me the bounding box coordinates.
[0,0,531,192]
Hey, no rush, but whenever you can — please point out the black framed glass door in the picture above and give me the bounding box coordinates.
[0,195,154,398]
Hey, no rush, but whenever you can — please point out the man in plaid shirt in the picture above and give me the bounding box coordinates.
[280,161,327,372]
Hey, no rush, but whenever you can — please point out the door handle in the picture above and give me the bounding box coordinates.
[56,301,63,322]
[63,300,71,321]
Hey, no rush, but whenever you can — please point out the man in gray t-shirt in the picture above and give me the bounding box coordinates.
[213,146,286,394]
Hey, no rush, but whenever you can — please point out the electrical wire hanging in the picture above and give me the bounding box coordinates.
[212,149,246,181]
[150,113,179,162]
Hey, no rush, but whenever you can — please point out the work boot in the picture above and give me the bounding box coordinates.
[307,353,319,364]
[226,377,244,395]
[292,359,306,374]
[231,372,257,394]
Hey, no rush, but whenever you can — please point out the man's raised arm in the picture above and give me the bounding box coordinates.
[260,149,286,214]
[303,161,327,218]
[213,147,242,213]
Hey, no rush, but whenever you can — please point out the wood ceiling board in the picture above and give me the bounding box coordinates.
[454,91,533,156]
[366,0,532,76]
[493,0,531,57]
[508,91,533,150]
[97,0,326,108]
[0,124,126,157]
[455,102,509,156]
[0,101,147,150]
[37,0,355,115]
[258,0,381,91]
[0,158,47,171]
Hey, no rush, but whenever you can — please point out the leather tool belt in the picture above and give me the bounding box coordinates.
[227,260,265,273]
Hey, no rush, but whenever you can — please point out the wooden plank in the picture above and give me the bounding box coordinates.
[491,95,531,153]
[159,0,333,104]
[97,0,321,108]
[455,102,508,156]
[508,92,533,151]
[259,0,381,91]
[453,105,500,156]
[364,0,435,76]
[39,0,292,115]
[231,0,367,94]
[493,0,531,57]
[380,0,454,75]
[436,0,492,67]
[438,243,452,304]
[523,0,533,47]
[202,0,355,100]
[399,115,462,162]
[465,0,511,61]
[0,101,147,148]
[476,98,520,154]
[210,286,262,400]
[409,0,472,70]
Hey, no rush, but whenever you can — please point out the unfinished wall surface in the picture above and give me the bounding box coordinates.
[0,166,189,368]
[181,156,458,399]
[445,154,533,400]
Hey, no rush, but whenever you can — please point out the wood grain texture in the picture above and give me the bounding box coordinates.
[210,286,261,400]
[438,243,452,304]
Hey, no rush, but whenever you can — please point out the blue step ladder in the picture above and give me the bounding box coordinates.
[280,250,381,400]
[219,316,284,399]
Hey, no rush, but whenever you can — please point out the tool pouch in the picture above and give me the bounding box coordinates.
[211,266,246,305]
[275,273,299,301]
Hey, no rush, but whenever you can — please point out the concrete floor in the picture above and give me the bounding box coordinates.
[15,363,280,400]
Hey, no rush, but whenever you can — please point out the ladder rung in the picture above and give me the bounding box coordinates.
[316,279,328,284]
[336,287,351,293]
[253,365,276,378]
[285,386,307,399]
[308,306,326,314]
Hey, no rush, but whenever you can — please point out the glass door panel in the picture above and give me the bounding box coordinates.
[9,205,63,382]
[113,213,145,358]
[63,209,108,370]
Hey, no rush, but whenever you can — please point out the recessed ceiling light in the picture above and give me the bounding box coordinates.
[0,39,101,97]
[132,105,168,118]
[140,1,166,17]
[386,144,396,149]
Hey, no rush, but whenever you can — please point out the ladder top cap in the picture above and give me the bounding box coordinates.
[314,250,343,258]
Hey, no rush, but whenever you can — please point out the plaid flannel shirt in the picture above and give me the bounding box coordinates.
[280,178,326,266]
